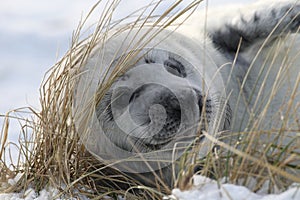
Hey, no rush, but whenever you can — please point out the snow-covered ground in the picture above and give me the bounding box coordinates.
[2,0,300,200]
[1,175,299,200]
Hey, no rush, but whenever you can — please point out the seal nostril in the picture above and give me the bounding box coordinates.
[128,92,136,103]
[129,85,147,103]
[198,95,203,115]
[193,89,203,115]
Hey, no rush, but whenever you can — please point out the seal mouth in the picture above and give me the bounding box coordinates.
[144,139,171,151]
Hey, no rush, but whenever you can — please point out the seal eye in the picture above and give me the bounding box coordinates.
[164,58,186,78]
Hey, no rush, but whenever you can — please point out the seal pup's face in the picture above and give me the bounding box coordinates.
[74,28,231,173]
[96,49,214,153]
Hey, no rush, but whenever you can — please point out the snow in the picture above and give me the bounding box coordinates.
[0,188,56,200]
[170,176,300,200]
[0,175,299,200]
[171,185,300,200]
[7,173,23,186]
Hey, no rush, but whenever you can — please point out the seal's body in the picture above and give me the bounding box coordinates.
[74,0,299,187]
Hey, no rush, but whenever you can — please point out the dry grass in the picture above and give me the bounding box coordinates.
[0,0,299,199]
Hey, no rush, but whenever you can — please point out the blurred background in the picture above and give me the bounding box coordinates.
[0,0,254,153]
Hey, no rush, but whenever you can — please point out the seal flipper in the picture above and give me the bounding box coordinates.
[209,0,300,53]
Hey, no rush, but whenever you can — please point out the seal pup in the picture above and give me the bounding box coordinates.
[74,0,300,187]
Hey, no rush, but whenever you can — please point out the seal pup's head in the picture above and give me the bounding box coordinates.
[74,28,231,181]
